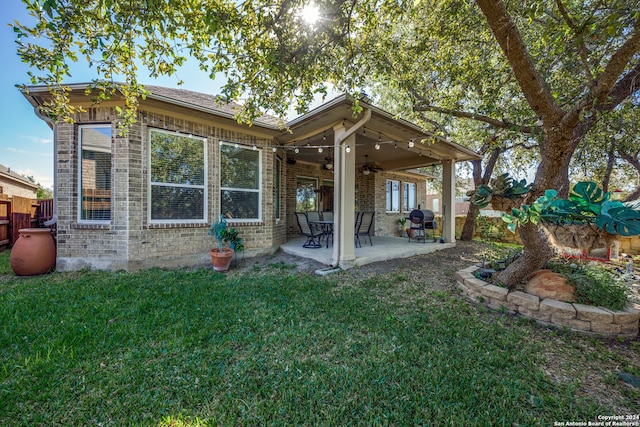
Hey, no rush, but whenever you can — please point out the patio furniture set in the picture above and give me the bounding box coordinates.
[295,211,375,249]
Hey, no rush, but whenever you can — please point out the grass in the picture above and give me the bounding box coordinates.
[0,248,638,426]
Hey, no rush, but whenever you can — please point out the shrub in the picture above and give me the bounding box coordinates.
[553,263,630,311]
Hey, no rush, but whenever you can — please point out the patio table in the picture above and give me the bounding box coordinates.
[309,220,333,248]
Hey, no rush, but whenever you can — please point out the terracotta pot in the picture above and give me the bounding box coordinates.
[210,247,234,272]
[10,228,56,276]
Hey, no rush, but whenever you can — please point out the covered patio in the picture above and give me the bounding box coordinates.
[279,95,481,269]
[281,235,455,269]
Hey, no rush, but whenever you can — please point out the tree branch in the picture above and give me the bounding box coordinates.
[474,0,563,120]
[555,0,595,85]
[586,16,640,108]
[412,103,534,133]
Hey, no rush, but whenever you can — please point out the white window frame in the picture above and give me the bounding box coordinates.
[148,129,207,224]
[386,179,400,213]
[220,142,262,222]
[275,157,282,221]
[403,182,417,212]
[77,124,112,224]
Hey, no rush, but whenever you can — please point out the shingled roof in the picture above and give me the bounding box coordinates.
[143,85,283,129]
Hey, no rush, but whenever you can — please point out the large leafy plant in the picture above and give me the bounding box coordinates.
[208,215,244,252]
[467,173,532,208]
[502,181,640,236]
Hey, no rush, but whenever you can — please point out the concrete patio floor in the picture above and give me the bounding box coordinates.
[280,235,456,269]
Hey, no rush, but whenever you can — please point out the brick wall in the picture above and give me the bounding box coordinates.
[373,172,428,238]
[55,106,283,271]
[0,178,37,199]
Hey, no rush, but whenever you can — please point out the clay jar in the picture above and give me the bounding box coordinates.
[10,228,56,276]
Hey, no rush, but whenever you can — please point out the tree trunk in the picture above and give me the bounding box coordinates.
[601,142,616,194]
[495,222,556,288]
[496,126,577,287]
[460,147,502,241]
[618,149,640,202]
[460,203,480,241]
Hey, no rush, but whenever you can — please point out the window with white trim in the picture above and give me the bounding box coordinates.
[220,143,261,220]
[149,129,206,222]
[386,179,400,212]
[403,182,416,212]
[275,157,281,220]
[78,125,112,223]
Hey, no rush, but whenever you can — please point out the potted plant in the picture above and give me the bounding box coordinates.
[208,215,244,272]
[467,173,532,212]
[398,217,408,236]
[501,181,640,250]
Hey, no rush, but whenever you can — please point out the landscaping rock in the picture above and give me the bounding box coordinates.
[551,315,591,330]
[480,284,508,301]
[540,299,576,319]
[525,269,577,302]
[507,291,540,311]
[573,303,613,323]
[517,306,551,322]
[590,322,621,334]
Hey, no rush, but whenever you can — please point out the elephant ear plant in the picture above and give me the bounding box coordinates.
[501,181,640,238]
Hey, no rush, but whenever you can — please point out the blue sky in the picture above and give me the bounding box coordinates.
[0,0,231,189]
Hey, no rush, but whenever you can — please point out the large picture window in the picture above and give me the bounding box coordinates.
[79,125,112,222]
[220,143,261,220]
[403,182,416,212]
[149,129,206,222]
[386,180,400,212]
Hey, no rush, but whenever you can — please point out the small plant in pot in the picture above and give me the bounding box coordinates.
[208,215,244,272]
[398,217,408,236]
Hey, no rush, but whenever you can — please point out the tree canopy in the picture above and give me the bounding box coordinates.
[13,0,640,285]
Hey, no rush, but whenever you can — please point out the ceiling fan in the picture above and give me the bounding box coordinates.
[361,155,382,175]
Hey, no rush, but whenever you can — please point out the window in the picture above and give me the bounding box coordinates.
[78,125,112,222]
[220,143,261,220]
[403,182,416,212]
[432,198,440,213]
[275,158,281,220]
[149,129,206,222]
[386,180,400,212]
[296,176,318,211]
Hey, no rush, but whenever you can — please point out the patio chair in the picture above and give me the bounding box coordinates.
[321,211,333,222]
[354,211,362,246]
[355,211,375,248]
[307,211,321,223]
[306,211,325,243]
[295,212,323,248]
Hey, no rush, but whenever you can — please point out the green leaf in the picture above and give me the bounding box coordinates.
[595,203,640,236]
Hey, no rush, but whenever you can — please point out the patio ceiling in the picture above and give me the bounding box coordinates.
[278,95,481,171]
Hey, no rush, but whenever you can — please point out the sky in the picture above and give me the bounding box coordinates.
[0,0,234,189]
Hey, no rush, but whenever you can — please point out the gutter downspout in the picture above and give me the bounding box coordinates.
[332,108,372,268]
[336,109,372,145]
[33,107,57,227]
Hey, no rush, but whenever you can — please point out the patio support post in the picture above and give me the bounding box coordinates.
[441,159,456,243]
[332,124,356,269]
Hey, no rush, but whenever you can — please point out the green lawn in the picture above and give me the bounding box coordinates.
[0,248,638,426]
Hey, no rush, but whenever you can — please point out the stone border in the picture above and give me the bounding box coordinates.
[455,266,640,339]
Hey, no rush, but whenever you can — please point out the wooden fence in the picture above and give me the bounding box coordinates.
[0,197,54,251]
